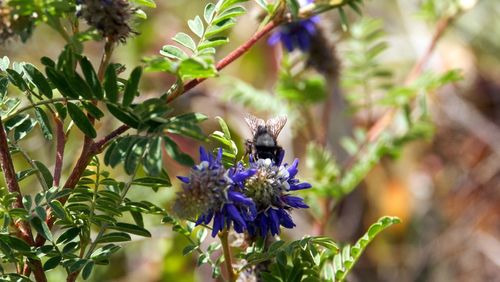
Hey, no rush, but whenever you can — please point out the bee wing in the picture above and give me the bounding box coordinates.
[266,115,287,139]
[244,113,265,135]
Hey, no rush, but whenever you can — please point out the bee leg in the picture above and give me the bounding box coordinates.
[275,146,284,165]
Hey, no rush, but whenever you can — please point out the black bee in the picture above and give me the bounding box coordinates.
[244,114,287,164]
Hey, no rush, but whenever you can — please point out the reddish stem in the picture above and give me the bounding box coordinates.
[53,116,65,187]
[0,117,47,282]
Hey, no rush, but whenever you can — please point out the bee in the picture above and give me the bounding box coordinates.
[244,114,287,164]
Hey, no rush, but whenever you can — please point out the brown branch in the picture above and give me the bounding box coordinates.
[0,117,47,282]
[53,116,65,187]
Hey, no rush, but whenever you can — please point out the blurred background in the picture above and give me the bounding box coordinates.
[1,0,499,281]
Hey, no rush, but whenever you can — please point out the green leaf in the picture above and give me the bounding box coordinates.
[56,227,80,244]
[0,76,8,99]
[45,67,79,98]
[130,0,156,8]
[106,137,136,168]
[80,57,103,99]
[0,234,31,252]
[34,160,53,189]
[23,64,53,98]
[338,7,349,31]
[124,137,148,175]
[4,113,29,132]
[68,259,88,274]
[204,3,216,23]
[103,65,118,103]
[132,176,171,188]
[160,45,188,60]
[6,69,28,92]
[0,56,10,71]
[173,32,197,51]
[205,18,236,38]
[178,58,217,80]
[212,6,246,25]
[286,0,300,18]
[163,136,195,166]
[34,107,53,140]
[197,37,229,50]
[82,261,94,280]
[31,216,53,241]
[49,200,70,222]
[67,102,97,138]
[188,16,205,38]
[106,103,140,128]
[13,117,37,141]
[108,222,152,237]
[65,72,94,99]
[143,57,174,73]
[40,56,56,68]
[16,168,37,182]
[82,101,104,120]
[143,136,163,176]
[334,216,400,281]
[122,67,142,107]
[96,232,131,244]
[43,255,61,271]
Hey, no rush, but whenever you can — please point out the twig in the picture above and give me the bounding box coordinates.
[53,116,65,187]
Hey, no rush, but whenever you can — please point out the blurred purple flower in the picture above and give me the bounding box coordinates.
[174,147,257,237]
[268,0,319,52]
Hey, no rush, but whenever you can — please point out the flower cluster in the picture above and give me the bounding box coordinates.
[268,0,319,52]
[173,147,256,237]
[174,147,311,238]
[76,0,136,42]
[244,157,311,237]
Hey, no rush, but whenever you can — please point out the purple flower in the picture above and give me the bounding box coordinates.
[268,0,319,52]
[174,147,257,237]
[244,156,311,237]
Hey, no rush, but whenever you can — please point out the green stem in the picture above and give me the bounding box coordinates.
[219,230,236,282]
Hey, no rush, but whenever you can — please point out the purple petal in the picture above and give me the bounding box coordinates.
[287,159,299,178]
[212,212,224,237]
[283,195,309,209]
[216,147,223,163]
[303,20,317,35]
[231,169,256,183]
[259,214,268,238]
[268,32,282,46]
[199,147,209,162]
[277,209,295,228]
[281,34,295,52]
[268,209,280,235]
[228,191,254,207]
[289,182,312,191]
[176,176,190,184]
[297,30,311,51]
[226,204,246,228]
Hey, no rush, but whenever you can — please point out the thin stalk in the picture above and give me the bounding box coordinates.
[53,116,65,187]
[219,230,236,282]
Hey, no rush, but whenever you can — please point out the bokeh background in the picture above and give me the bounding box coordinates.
[1,0,499,281]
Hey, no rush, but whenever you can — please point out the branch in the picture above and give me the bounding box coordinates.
[0,117,48,282]
[53,116,65,187]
